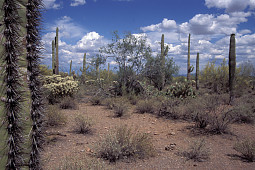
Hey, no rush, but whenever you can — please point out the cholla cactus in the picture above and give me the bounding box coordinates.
[2,0,24,169]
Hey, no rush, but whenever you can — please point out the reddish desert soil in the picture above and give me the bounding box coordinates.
[41,99,255,170]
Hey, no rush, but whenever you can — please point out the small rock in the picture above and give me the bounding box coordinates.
[154,132,159,135]
[81,150,85,152]
[169,132,175,135]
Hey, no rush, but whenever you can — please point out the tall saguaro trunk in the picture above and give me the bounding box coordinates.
[196,53,200,90]
[69,60,72,76]
[187,33,192,81]
[229,34,236,104]
[83,53,86,73]
[2,0,24,169]
[26,0,45,169]
[52,40,55,74]
[55,27,59,74]
[160,34,168,90]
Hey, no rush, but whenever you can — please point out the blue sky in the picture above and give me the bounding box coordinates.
[41,0,255,74]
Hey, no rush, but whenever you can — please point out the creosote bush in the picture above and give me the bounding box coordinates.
[234,140,255,162]
[113,101,129,117]
[73,115,93,134]
[45,105,67,127]
[59,97,78,110]
[136,99,155,114]
[182,139,210,162]
[96,125,155,162]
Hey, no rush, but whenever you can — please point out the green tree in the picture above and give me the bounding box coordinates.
[100,31,151,94]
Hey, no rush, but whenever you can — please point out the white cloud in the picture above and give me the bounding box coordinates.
[43,0,61,9]
[71,0,86,6]
[141,18,177,32]
[205,0,255,12]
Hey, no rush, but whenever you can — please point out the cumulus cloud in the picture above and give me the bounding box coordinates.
[71,0,86,6]
[141,18,177,32]
[205,0,255,12]
[43,0,61,9]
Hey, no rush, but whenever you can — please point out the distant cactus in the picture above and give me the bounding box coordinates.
[55,27,59,74]
[2,0,24,168]
[108,63,110,80]
[52,40,55,74]
[83,53,86,73]
[196,53,200,90]
[229,34,236,104]
[187,34,194,81]
[160,34,169,90]
[69,60,72,76]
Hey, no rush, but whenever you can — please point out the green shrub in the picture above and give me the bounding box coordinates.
[113,101,129,117]
[73,115,93,134]
[45,105,66,127]
[96,125,155,162]
[234,140,255,162]
[182,139,210,162]
[90,96,103,105]
[136,99,155,114]
[59,97,78,110]
[166,81,195,98]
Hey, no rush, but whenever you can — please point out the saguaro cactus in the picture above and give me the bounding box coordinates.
[26,0,45,169]
[196,53,200,90]
[160,34,169,90]
[187,34,193,81]
[83,53,86,73]
[2,0,24,168]
[229,34,236,104]
[69,60,72,76]
[52,40,55,74]
[55,27,59,74]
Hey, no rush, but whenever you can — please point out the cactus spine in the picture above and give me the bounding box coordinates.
[69,60,72,76]
[55,27,59,74]
[187,34,194,81]
[26,0,45,169]
[196,53,200,90]
[229,34,236,104]
[52,40,55,74]
[2,0,24,168]
[160,34,168,90]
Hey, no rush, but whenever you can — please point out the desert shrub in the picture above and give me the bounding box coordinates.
[59,97,78,110]
[90,96,103,105]
[166,81,195,98]
[127,93,139,105]
[45,105,66,127]
[113,101,129,117]
[57,154,105,170]
[182,139,210,162]
[43,75,79,104]
[194,112,210,129]
[234,140,255,162]
[102,97,116,110]
[156,99,182,119]
[73,115,93,134]
[136,99,155,114]
[208,110,233,134]
[96,125,155,162]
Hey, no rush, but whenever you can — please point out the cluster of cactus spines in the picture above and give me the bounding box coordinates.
[229,34,236,104]
[52,40,55,74]
[196,53,200,90]
[55,27,59,74]
[26,0,45,169]
[160,34,169,90]
[187,33,194,81]
[2,0,24,169]
[69,60,72,76]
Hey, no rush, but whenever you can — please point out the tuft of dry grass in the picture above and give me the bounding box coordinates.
[234,140,255,162]
[59,97,79,110]
[182,139,210,162]
[95,125,155,162]
[73,115,93,134]
[45,105,67,127]
[136,99,155,114]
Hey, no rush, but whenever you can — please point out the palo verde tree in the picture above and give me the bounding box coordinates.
[26,0,45,169]
[1,0,25,169]
[100,31,151,94]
